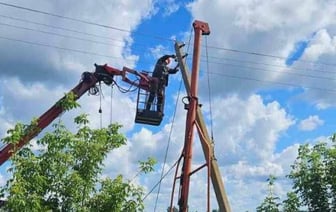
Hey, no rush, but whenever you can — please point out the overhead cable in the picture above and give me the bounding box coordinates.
[0,1,175,42]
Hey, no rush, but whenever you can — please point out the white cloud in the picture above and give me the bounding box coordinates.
[149,44,168,59]
[303,29,336,61]
[127,93,295,211]
[223,143,300,211]
[226,160,283,179]
[273,144,300,175]
[186,0,336,108]
[298,115,324,131]
[194,94,294,211]
[209,94,294,163]
[162,0,180,17]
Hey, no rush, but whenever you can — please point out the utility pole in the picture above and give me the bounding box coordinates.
[174,20,231,212]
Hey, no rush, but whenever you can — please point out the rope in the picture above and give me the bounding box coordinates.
[153,75,183,212]
[205,37,214,140]
[142,159,179,202]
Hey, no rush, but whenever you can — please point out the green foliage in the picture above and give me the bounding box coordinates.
[257,134,336,211]
[256,175,280,212]
[1,118,41,156]
[2,122,26,146]
[89,175,144,211]
[1,113,153,211]
[130,157,157,182]
[56,91,80,111]
[139,157,156,174]
[256,196,280,212]
[327,134,336,210]
[282,192,300,212]
[288,142,330,211]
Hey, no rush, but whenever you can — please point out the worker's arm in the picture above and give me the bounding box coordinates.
[157,54,176,64]
[168,67,179,74]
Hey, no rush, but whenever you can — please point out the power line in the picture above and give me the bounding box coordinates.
[170,55,336,85]
[0,1,174,42]
[199,54,336,75]
[0,14,124,42]
[0,21,161,54]
[0,21,124,47]
[187,43,336,68]
[0,20,173,57]
[3,2,334,71]
[2,1,335,70]
[2,28,336,84]
[2,4,335,83]
[183,56,336,82]
[0,2,130,32]
[200,60,336,82]
[0,34,136,61]
[0,13,165,51]
[208,71,336,93]
[204,44,336,67]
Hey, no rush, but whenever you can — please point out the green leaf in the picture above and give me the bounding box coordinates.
[1,114,147,211]
[56,92,80,111]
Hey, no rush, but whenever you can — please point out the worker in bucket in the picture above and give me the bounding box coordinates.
[146,54,179,114]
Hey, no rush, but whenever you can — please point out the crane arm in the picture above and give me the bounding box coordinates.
[0,64,152,166]
[0,72,98,165]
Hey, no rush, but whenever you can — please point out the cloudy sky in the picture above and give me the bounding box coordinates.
[1,0,336,211]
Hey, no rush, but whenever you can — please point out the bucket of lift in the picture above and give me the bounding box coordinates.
[134,76,164,126]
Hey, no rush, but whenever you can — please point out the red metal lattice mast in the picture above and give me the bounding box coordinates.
[178,20,210,212]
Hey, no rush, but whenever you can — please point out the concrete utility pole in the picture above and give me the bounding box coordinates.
[174,22,231,211]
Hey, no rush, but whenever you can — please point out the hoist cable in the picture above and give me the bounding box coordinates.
[204,36,213,212]
[110,85,113,125]
[98,82,103,129]
[205,37,214,140]
[114,78,139,93]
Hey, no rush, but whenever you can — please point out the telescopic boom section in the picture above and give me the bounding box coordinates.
[175,41,232,211]
[0,64,152,166]
[178,20,210,212]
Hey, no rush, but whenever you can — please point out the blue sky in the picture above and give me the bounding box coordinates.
[1,0,336,211]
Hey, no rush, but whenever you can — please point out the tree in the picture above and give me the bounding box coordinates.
[1,95,154,211]
[89,175,145,211]
[327,134,336,210]
[282,192,300,212]
[288,142,330,211]
[256,175,280,212]
[256,133,336,211]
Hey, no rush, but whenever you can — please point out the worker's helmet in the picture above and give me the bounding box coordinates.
[164,57,171,65]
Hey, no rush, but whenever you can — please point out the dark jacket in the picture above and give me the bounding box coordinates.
[152,55,178,86]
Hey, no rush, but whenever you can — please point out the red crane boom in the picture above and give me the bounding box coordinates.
[0,64,158,165]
